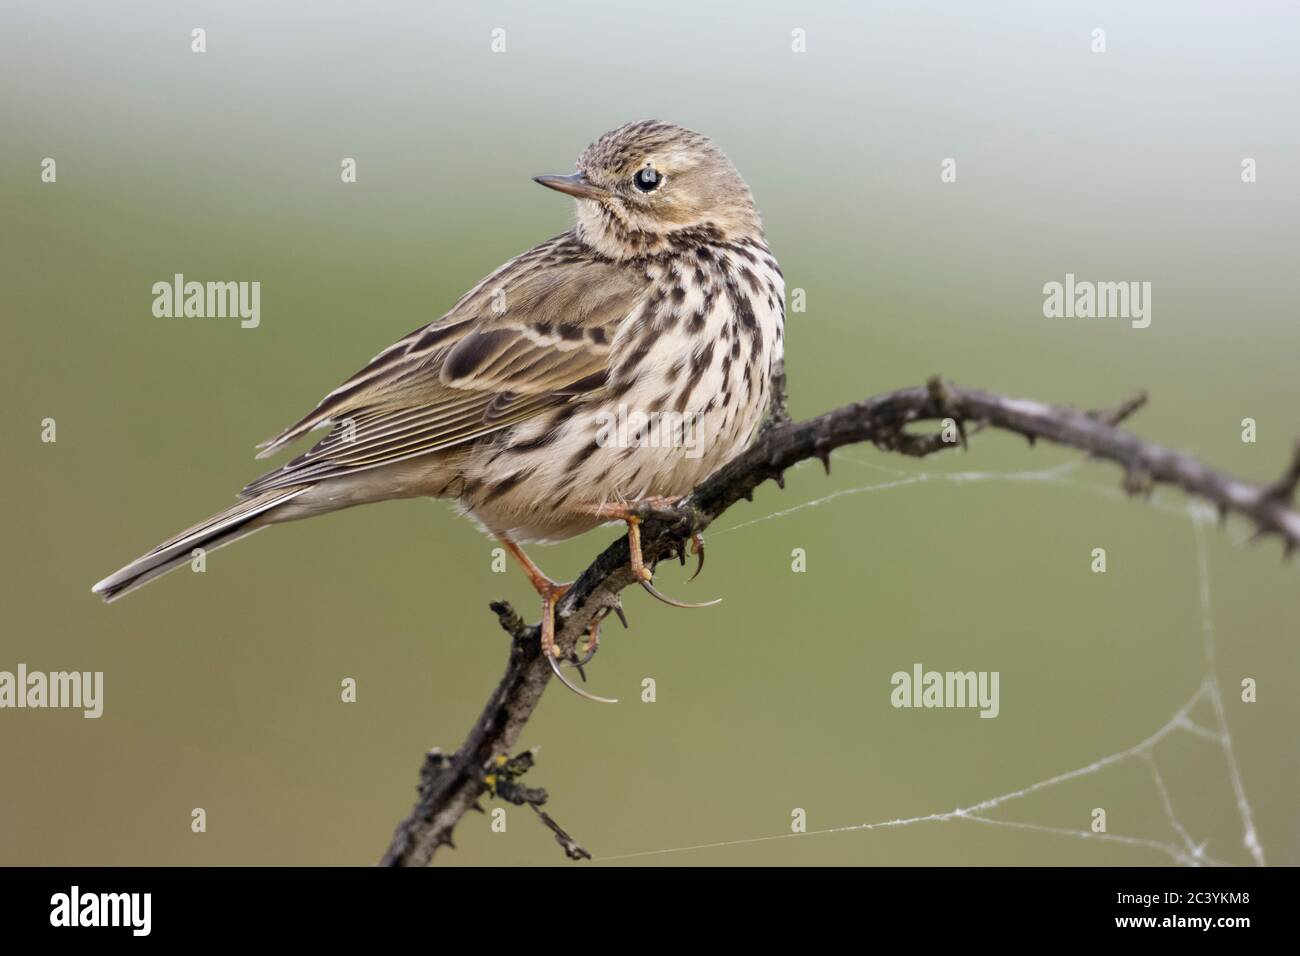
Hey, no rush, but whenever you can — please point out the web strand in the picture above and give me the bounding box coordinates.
[1191,512,1266,866]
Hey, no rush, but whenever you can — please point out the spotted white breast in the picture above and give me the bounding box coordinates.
[460,236,784,543]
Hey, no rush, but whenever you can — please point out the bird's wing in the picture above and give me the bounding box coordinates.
[241,232,649,497]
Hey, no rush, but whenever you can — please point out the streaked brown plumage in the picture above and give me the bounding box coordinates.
[94,121,785,673]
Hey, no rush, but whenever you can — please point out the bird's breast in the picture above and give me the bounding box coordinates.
[460,239,784,542]
[589,240,785,491]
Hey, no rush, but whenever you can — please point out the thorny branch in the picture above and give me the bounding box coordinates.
[379,366,1300,866]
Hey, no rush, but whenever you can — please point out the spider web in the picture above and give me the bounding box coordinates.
[595,451,1266,867]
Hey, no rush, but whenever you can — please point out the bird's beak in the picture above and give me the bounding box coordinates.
[533,172,609,200]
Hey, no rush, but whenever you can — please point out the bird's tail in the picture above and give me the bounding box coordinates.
[91,487,309,603]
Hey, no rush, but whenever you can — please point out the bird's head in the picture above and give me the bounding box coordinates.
[534,120,762,259]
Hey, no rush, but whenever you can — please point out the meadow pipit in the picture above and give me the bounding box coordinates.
[94,121,786,694]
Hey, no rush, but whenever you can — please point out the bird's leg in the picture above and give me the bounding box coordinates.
[496,535,618,704]
[580,498,720,610]
[496,535,569,659]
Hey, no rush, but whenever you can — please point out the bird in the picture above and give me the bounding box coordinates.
[93,120,786,699]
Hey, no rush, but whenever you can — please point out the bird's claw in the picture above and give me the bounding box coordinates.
[687,533,705,582]
[547,652,617,704]
[626,514,716,608]
[639,576,722,609]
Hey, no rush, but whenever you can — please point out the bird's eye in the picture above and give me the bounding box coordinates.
[633,166,660,192]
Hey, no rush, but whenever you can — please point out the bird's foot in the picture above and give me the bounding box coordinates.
[535,579,621,704]
[584,498,721,610]
[546,611,619,704]
[495,533,622,704]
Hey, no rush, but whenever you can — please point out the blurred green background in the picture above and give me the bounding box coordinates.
[2,1,1297,866]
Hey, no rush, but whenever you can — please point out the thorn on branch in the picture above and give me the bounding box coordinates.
[814,437,832,474]
[1262,441,1300,505]
[1089,390,1149,426]
[952,417,969,451]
